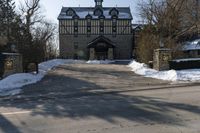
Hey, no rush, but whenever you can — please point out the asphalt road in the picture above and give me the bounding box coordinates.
[0,63,200,133]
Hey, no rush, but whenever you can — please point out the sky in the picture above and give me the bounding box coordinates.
[14,0,142,23]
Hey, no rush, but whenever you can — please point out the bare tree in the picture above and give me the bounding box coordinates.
[15,0,57,72]
[19,0,43,34]
[136,0,200,63]
[33,21,57,58]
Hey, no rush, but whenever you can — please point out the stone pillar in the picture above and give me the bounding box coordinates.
[89,48,95,60]
[153,48,172,71]
[3,53,23,77]
[108,48,113,60]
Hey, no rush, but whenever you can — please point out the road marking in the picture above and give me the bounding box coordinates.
[1,111,32,116]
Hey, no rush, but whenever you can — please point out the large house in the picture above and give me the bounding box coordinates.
[58,0,133,60]
[182,39,200,58]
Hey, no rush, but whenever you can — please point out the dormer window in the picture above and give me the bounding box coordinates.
[109,8,119,16]
[94,8,103,16]
[66,8,75,16]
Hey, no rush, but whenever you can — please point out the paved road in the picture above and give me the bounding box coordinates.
[0,64,200,133]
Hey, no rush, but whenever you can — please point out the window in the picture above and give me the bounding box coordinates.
[100,19,104,34]
[87,26,91,32]
[87,20,91,33]
[198,50,200,55]
[74,42,78,49]
[112,19,117,36]
[113,27,117,32]
[74,26,78,32]
[74,19,78,36]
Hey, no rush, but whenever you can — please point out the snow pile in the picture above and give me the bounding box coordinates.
[0,73,44,96]
[0,59,85,96]
[39,59,85,74]
[129,60,200,82]
[87,60,115,64]
[176,69,200,81]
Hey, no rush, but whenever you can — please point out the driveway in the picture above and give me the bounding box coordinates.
[0,63,200,133]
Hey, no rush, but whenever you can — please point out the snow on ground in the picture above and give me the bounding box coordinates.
[173,58,200,62]
[1,59,200,96]
[0,59,113,96]
[129,60,200,82]
[0,59,85,96]
[87,60,115,64]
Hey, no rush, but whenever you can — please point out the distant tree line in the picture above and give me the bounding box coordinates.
[0,0,58,69]
[136,0,200,64]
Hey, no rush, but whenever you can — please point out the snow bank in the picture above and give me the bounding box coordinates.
[0,59,85,96]
[129,60,200,82]
[87,60,115,64]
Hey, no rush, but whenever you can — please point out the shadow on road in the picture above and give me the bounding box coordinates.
[0,64,200,131]
[0,115,22,133]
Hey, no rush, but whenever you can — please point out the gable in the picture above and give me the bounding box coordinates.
[58,7,132,20]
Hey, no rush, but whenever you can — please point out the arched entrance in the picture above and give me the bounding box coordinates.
[88,36,115,60]
[95,42,108,60]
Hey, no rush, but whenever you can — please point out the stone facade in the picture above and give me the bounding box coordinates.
[59,34,133,59]
[153,49,172,71]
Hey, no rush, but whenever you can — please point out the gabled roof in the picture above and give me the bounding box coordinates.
[182,39,200,51]
[132,24,145,30]
[58,7,132,20]
[88,36,116,48]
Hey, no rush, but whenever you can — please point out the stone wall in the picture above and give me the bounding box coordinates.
[59,34,133,59]
[2,53,23,77]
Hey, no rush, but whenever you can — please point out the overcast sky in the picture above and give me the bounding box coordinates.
[14,0,142,23]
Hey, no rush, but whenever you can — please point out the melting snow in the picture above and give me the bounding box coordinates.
[0,59,85,96]
[1,59,200,96]
[87,60,115,64]
[129,60,200,82]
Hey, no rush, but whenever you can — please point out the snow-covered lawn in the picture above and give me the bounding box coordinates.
[129,60,200,82]
[0,59,85,96]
